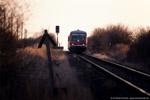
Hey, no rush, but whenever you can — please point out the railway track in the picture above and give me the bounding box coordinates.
[77,54,150,97]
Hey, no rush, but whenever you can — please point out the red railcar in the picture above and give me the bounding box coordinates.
[68,30,87,53]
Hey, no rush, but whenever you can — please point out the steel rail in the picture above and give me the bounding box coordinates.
[78,55,150,97]
[86,55,150,78]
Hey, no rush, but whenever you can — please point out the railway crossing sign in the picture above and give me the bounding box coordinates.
[38,30,57,48]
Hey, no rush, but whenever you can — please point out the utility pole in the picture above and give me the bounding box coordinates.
[16,18,19,40]
[11,13,13,33]
[24,28,27,39]
[3,9,6,29]
[21,22,23,39]
[0,7,2,28]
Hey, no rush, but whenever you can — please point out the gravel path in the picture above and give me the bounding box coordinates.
[52,50,93,100]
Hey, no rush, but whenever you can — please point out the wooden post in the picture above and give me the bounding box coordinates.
[45,32,56,89]
[38,30,57,91]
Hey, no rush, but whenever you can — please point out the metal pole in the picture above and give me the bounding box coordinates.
[57,33,58,46]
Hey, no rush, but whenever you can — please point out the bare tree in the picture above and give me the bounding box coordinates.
[106,24,132,48]
[0,1,31,99]
[0,0,31,38]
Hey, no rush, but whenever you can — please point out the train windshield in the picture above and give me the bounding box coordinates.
[71,33,86,42]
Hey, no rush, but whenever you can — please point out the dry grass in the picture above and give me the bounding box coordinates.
[109,44,129,60]
[20,44,47,58]
[1,40,53,100]
[7,45,93,100]
[3,44,54,100]
[91,51,150,74]
[91,53,115,61]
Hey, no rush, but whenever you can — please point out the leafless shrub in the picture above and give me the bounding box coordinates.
[0,29,17,66]
[88,24,132,54]
[88,28,108,52]
[106,24,132,47]
[110,44,129,60]
[127,27,150,62]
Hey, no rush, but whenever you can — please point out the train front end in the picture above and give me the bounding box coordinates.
[68,30,87,53]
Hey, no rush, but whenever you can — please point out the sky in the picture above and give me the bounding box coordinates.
[25,0,150,50]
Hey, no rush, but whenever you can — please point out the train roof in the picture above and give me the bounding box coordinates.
[70,30,86,34]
